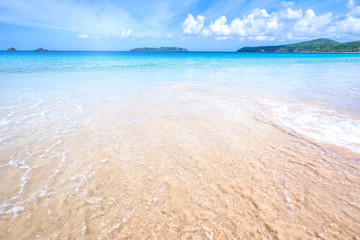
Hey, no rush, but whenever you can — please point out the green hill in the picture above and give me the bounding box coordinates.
[130,47,188,52]
[237,38,360,53]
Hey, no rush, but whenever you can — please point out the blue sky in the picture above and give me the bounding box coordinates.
[0,0,359,51]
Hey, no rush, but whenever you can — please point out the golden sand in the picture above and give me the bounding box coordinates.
[0,83,359,239]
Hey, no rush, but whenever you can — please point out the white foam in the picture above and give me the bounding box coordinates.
[0,118,11,126]
[0,102,26,110]
[204,227,214,240]
[106,222,121,234]
[44,139,62,153]
[266,100,360,154]
[7,111,15,118]
[283,189,291,203]
[76,105,84,113]
[30,99,44,109]
[0,202,11,211]
[38,190,49,197]
[0,203,26,219]
[80,225,87,235]
[100,158,108,163]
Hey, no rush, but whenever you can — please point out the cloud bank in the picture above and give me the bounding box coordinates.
[183,1,360,41]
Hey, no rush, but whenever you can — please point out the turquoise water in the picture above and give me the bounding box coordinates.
[1,51,360,153]
[1,51,360,112]
[1,51,360,152]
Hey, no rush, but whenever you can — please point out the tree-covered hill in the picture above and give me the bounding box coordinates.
[237,39,360,53]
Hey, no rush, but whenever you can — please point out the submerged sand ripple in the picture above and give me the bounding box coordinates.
[0,83,359,239]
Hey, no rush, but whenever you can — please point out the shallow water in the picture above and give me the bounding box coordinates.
[0,52,359,239]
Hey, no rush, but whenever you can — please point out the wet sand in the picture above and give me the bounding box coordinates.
[0,83,359,239]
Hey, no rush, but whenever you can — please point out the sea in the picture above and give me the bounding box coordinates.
[0,51,359,239]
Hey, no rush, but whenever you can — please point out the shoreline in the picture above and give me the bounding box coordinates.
[2,50,360,53]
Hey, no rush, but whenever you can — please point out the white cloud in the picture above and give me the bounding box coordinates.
[229,19,246,36]
[292,9,332,35]
[348,0,356,8]
[236,8,280,36]
[216,36,229,40]
[120,29,132,38]
[183,14,205,34]
[248,36,275,41]
[349,6,360,17]
[185,8,280,38]
[281,8,303,20]
[332,0,360,34]
[183,3,360,41]
[166,33,173,39]
[202,28,212,36]
[78,34,88,39]
[77,29,132,40]
[348,0,360,17]
[332,16,360,34]
[282,1,295,8]
[210,16,231,35]
[320,0,360,36]
[231,9,274,36]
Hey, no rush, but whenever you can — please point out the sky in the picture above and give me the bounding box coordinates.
[0,0,360,51]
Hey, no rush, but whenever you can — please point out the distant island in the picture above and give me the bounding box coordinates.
[3,47,48,51]
[237,38,360,53]
[130,47,188,52]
